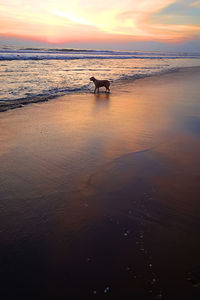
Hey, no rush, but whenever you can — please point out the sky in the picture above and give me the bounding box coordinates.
[0,0,200,51]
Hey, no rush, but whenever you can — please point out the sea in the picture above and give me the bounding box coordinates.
[1,46,200,109]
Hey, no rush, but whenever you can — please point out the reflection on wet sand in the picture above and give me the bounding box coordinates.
[93,93,110,113]
[0,68,200,299]
[94,93,110,101]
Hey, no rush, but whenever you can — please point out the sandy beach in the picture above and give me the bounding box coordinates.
[0,67,200,299]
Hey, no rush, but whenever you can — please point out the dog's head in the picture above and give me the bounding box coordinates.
[90,77,95,82]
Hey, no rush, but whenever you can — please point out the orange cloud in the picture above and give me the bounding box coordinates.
[0,0,199,44]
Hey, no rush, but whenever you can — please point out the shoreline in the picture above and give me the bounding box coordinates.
[1,65,200,113]
[1,66,200,299]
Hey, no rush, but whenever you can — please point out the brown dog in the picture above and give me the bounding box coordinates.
[90,77,110,93]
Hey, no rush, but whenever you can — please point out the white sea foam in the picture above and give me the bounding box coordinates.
[0,48,200,61]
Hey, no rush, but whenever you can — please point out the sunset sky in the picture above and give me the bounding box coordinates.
[0,0,200,50]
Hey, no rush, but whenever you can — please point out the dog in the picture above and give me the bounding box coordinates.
[90,77,110,94]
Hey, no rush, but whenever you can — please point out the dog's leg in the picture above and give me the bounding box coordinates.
[94,87,97,93]
[97,88,99,93]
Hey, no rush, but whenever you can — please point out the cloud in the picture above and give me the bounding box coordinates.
[142,0,200,41]
[0,0,199,46]
[190,0,200,7]
[151,0,200,24]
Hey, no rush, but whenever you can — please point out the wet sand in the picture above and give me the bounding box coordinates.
[0,67,200,299]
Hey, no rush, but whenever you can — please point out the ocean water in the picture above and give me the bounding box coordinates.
[1,47,200,108]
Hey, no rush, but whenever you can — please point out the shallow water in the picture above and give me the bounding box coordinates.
[1,47,200,107]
